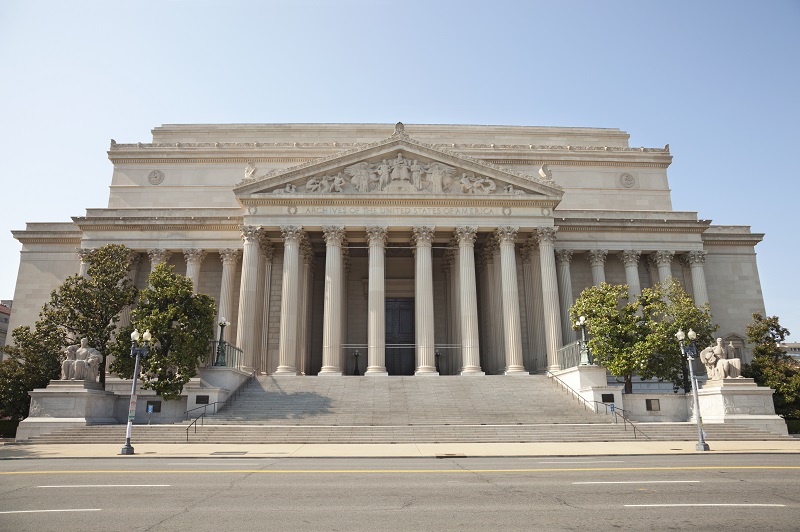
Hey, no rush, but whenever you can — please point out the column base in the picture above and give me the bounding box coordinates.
[365,367,388,376]
[548,364,561,372]
[460,368,485,376]
[415,367,439,376]
[504,366,529,375]
[318,367,343,376]
[274,366,298,376]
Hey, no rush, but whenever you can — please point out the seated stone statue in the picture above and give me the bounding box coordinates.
[699,338,742,380]
[61,338,103,383]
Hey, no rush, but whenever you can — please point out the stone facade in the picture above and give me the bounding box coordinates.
[8,123,766,375]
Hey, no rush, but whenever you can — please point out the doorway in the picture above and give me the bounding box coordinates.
[385,297,415,375]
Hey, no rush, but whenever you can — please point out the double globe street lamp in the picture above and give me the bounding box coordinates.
[120,328,152,455]
[575,315,592,366]
[675,328,710,451]
[215,317,230,366]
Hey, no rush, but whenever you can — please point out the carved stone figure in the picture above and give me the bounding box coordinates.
[376,159,391,190]
[61,338,103,383]
[346,162,372,193]
[390,153,411,182]
[244,161,257,180]
[410,159,424,190]
[273,183,298,194]
[428,163,452,193]
[700,338,742,380]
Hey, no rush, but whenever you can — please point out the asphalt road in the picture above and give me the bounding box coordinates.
[1,454,799,531]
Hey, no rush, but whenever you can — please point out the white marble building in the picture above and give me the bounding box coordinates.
[7,122,766,376]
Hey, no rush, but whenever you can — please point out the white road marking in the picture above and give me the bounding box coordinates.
[37,484,170,488]
[536,460,625,464]
[625,503,785,507]
[0,509,102,514]
[574,480,700,484]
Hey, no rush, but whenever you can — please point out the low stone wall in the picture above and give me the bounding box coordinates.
[622,393,689,422]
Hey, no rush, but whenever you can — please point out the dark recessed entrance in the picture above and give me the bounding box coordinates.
[385,297,415,375]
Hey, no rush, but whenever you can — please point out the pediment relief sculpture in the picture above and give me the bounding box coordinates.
[269,152,526,196]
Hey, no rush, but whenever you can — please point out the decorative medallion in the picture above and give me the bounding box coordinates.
[287,205,298,215]
[148,170,165,185]
[502,206,512,216]
[542,207,552,217]
[619,173,636,188]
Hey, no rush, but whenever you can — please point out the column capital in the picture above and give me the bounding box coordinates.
[183,249,206,263]
[519,242,533,263]
[148,249,172,265]
[259,236,275,260]
[240,225,261,244]
[536,227,558,245]
[685,250,707,266]
[412,226,435,247]
[301,238,314,264]
[619,250,642,266]
[76,248,92,262]
[653,250,675,266]
[323,226,346,247]
[588,249,608,267]
[483,235,498,257]
[495,226,519,246]
[366,226,388,246]
[280,225,305,245]
[455,226,478,247]
[555,249,573,265]
[219,248,241,265]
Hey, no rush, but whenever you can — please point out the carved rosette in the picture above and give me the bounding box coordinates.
[240,225,261,244]
[454,226,478,248]
[322,226,346,247]
[148,249,172,266]
[365,226,388,247]
[219,249,241,266]
[536,227,558,245]
[685,250,707,266]
[653,250,675,266]
[183,249,206,264]
[412,226,435,248]
[280,225,305,245]
[555,249,573,265]
[588,249,608,267]
[495,226,519,246]
[620,250,641,266]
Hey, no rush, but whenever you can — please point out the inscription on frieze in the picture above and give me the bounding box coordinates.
[301,206,501,216]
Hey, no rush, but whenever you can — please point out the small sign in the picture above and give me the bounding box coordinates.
[128,410,136,420]
[147,404,154,414]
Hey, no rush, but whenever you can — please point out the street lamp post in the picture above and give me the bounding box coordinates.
[676,328,710,451]
[120,329,152,455]
[576,316,592,366]
[214,318,229,366]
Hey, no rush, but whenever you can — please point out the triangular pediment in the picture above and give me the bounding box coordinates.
[233,128,563,198]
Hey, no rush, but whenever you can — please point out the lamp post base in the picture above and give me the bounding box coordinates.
[120,438,135,455]
[695,442,710,451]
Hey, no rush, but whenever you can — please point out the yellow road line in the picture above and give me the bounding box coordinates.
[1,465,800,475]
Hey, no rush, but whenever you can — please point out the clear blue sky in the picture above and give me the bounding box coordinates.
[1,1,798,336]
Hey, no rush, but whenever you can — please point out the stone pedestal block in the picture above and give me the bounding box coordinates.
[16,381,118,441]
[695,378,788,436]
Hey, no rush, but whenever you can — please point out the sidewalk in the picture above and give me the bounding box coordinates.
[2,439,799,459]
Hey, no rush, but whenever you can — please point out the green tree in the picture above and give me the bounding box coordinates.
[110,263,216,400]
[743,314,799,418]
[0,318,65,419]
[39,244,138,388]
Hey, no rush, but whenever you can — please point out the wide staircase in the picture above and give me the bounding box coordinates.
[26,375,789,443]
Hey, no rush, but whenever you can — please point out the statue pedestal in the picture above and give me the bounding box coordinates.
[15,380,117,442]
[695,378,788,436]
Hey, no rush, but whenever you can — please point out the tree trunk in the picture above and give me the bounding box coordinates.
[624,374,633,394]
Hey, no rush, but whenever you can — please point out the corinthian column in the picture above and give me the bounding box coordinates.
[320,226,345,376]
[588,249,608,286]
[236,225,261,370]
[686,251,709,307]
[413,226,437,375]
[620,250,642,299]
[298,238,313,375]
[77,248,92,277]
[148,249,172,274]
[217,249,240,340]
[654,250,675,283]
[258,238,274,373]
[183,249,206,294]
[455,226,484,375]
[555,249,576,345]
[365,226,388,376]
[537,228,563,371]
[523,239,546,371]
[275,226,304,375]
[497,227,526,375]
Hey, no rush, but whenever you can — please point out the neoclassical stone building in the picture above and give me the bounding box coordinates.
[8,122,766,376]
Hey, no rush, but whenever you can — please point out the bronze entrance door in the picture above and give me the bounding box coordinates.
[385,297,415,376]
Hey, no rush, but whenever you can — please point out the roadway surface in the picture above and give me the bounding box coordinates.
[1,454,799,531]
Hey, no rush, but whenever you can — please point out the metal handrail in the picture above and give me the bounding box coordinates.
[547,371,651,440]
[186,412,204,442]
[185,369,256,441]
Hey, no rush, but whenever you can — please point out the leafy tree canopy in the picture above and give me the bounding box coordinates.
[110,263,216,400]
[743,313,799,418]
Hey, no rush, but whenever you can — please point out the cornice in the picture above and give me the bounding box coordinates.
[12,229,83,245]
[555,215,711,234]
[237,194,561,209]
[72,216,243,232]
